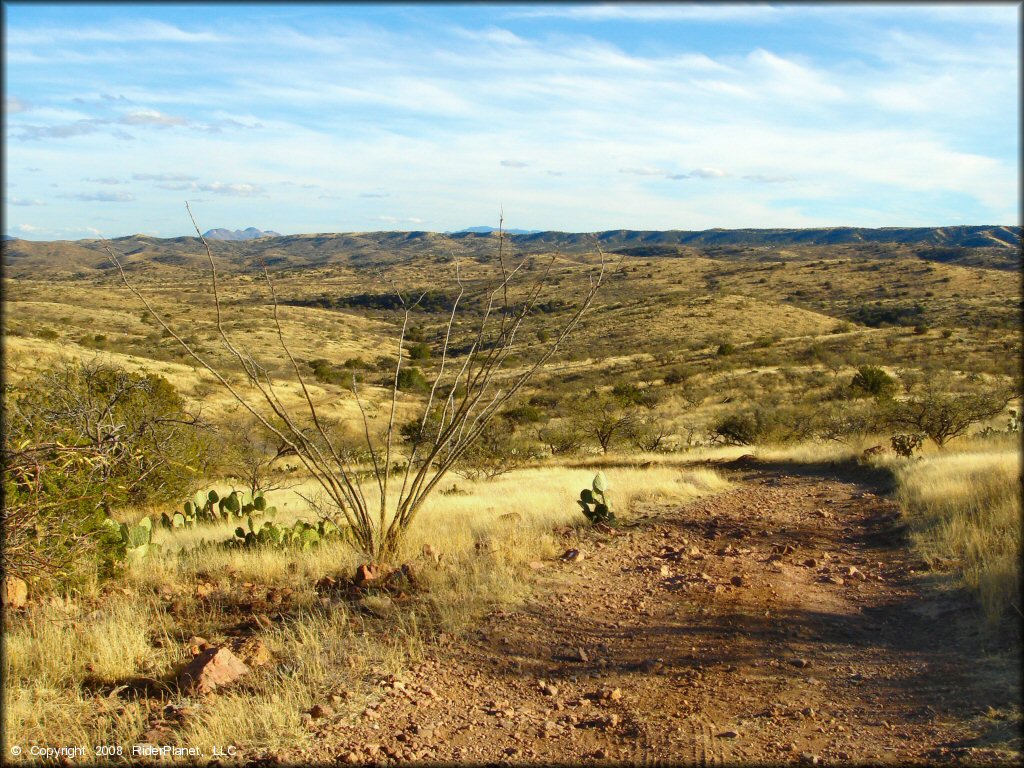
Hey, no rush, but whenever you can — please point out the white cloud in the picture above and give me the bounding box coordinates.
[13,120,107,140]
[689,167,728,179]
[134,173,198,181]
[746,48,845,104]
[619,167,667,176]
[508,4,783,23]
[62,191,135,202]
[8,197,47,206]
[197,182,266,197]
[500,160,528,168]
[119,109,189,127]
[8,20,229,46]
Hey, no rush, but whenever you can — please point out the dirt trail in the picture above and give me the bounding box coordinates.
[304,461,1017,765]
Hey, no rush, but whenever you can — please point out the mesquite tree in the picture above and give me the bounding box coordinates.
[106,205,608,561]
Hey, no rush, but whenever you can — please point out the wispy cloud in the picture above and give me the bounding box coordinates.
[9,20,229,45]
[689,167,728,179]
[12,120,108,140]
[197,182,266,197]
[61,191,135,202]
[744,174,793,184]
[500,159,529,168]
[82,176,125,184]
[619,167,667,176]
[8,197,47,206]
[508,4,784,23]
[120,109,189,127]
[134,172,198,182]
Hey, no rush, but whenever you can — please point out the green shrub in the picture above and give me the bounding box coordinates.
[3,360,209,591]
[408,342,431,361]
[850,365,896,399]
[663,366,694,386]
[502,404,544,425]
[395,366,430,392]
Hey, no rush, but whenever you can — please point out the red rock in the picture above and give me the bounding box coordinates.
[354,563,380,587]
[309,703,334,719]
[178,647,249,694]
[228,636,272,667]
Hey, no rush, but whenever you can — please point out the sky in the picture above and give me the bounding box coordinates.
[3,2,1020,239]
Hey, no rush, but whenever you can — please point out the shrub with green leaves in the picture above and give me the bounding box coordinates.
[3,360,207,591]
[890,433,924,458]
[850,365,896,398]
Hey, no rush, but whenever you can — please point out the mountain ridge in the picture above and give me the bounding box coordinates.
[202,227,282,241]
[3,225,1019,278]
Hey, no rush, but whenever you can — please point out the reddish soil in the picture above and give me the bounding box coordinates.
[300,461,1021,765]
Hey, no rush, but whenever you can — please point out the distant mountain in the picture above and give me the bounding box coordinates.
[454,226,542,235]
[4,225,1018,278]
[202,227,282,241]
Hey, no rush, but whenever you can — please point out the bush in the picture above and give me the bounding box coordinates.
[716,343,736,356]
[395,366,430,392]
[3,360,209,590]
[712,406,815,446]
[711,411,762,446]
[308,358,348,385]
[408,342,431,361]
[883,382,1014,448]
[663,366,694,386]
[538,423,584,456]
[454,421,538,480]
[890,433,924,457]
[850,365,896,399]
[502,404,544,425]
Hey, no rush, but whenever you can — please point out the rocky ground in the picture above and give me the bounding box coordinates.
[271,459,1020,765]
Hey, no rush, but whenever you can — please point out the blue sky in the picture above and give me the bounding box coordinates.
[4,2,1019,239]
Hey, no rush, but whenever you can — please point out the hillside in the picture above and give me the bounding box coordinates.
[2,225,1019,278]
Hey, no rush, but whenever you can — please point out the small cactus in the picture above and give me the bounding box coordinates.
[108,515,160,561]
[223,514,344,551]
[578,472,614,523]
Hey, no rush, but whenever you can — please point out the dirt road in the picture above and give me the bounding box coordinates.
[302,460,1019,765]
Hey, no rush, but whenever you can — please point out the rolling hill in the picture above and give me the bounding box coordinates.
[2,225,1019,278]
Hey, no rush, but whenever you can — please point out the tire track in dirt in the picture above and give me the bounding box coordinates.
[294,459,1017,765]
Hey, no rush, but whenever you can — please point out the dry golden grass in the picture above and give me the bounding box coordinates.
[894,448,1021,624]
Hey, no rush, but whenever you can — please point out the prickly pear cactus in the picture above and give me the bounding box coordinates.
[222,514,345,551]
[578,472,614,523]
